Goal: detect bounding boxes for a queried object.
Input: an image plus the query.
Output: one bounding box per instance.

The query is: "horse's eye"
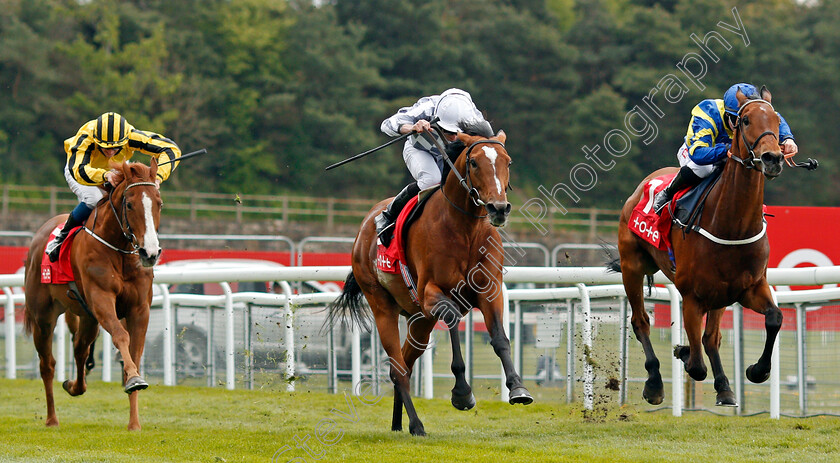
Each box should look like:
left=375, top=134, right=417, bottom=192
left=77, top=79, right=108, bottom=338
left=126, top=202, right=133, bottom=210
left=742, top=116, right=750, bottom=126
left=508, top=160, right=513, bottom=167
left=469, top=159, right=478, bottom=168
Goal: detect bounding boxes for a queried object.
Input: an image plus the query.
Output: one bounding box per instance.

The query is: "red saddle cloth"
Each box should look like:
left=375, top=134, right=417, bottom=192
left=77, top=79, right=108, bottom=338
left=628, top=173, right=689, bottom=252
left=376, top=196, right=420, bottom=275
left=40, top=224, right=82, bottom=284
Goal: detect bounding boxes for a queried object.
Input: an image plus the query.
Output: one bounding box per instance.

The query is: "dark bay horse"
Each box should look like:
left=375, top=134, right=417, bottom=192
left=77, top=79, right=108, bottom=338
left=610, top=88, right=786, bottom=407
left=328, top=125, right=532, bottom=436
left=24, top=160, right=163, bottom=430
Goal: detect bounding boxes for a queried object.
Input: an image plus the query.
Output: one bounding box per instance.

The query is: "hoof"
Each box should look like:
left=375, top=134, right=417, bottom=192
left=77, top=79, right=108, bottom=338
left=62, top=380, right=72, bottom=394
left=85, top=360, right=95, bottom=375
left=451, top=392, right=476, bottom=411
left=409, top=422, right=426, bottom=437
left=124, top=375, right=149, bottom=394
left=643, top=376, right=664, bottom=405
left=673, top=345, right=690, bottom=363
left=746, top=364, right=770, bottom=384
left=716, top=390, right=738, bottom=407
left=45, top=417, right=59, bottom=427
left=509, top=387, right=533, bottom=405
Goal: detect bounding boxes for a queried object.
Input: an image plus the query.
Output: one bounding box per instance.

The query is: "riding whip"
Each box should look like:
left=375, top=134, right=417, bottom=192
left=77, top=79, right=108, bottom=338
left=158, top=148, right=208, bottom=166
left=324, top=117, right=440, bottom=171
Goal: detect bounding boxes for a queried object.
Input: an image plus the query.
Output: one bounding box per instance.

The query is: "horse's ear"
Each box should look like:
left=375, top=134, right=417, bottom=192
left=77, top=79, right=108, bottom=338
left=759, top=85, right=772, bottom=103
left=735, top=88, right=748, bottom=107
left=150, top=157, right=158, bottom=180
left=495, top=130, right=506, bottom=144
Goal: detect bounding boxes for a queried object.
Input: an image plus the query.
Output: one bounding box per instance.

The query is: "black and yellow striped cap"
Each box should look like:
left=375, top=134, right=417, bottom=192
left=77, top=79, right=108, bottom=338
left=93, top=112, right=130, bottom=148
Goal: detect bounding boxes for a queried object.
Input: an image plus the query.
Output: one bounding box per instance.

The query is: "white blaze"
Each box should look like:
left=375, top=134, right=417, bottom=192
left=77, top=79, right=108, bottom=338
left=482, top=146, right=502, bottom=194
left=142, top=192, right=160, bottom=256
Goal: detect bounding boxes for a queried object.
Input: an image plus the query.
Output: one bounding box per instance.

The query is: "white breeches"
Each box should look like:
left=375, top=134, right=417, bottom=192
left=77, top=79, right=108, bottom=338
left=676, top=143, right=717, bottom=178
left=403, top=141, right=442, bottom=190
left=64, top=166, right=104, bottom=208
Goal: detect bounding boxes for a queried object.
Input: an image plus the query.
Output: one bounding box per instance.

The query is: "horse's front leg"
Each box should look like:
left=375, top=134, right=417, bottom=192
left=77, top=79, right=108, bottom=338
left=475, top=291, right=532, bottom=405
left=86, top=286, right=147, bottom=395
left=425, top=291, right=474, bottom=410
left=63, top=313, right=99, bottom=397
left=702, top=308, right=736, bottom=406
left=740, top=280, right=783, bottom=383
left=124, top=304, right=151, bottom=431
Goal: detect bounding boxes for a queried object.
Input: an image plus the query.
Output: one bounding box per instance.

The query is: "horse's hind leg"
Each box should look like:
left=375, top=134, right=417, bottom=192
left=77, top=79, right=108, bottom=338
left=673, top=297, right=708, bottom=381
left=63, top=315, right=99, bottom=397
left=401, top=314, right=437, bottom=435
left=622, top=265, right=664, bottom=405
left=740, top=282, right=783, bottom=383
left=702, top=308, right=736, bottom=406
left=31, top=314, right=59, bottom=427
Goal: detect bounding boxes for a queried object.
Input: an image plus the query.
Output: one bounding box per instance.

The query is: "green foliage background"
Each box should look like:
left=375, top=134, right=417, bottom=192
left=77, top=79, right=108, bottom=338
left=1, top=0, right=838, bottom=207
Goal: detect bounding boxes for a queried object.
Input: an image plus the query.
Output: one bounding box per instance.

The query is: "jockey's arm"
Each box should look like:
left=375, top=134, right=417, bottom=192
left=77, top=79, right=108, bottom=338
left=381, top=96, right=436, bottom=137
left=64, top=133, right=108, bottom=186
left=777, top=113, right=798, bottom=158
left=127, top=129, right=182, bottom=184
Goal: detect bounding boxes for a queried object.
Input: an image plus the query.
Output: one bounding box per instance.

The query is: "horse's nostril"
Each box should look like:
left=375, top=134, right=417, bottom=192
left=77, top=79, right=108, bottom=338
left=761, top=152, right=781, bottom=164
left=504, top=203, right=512, bottom=214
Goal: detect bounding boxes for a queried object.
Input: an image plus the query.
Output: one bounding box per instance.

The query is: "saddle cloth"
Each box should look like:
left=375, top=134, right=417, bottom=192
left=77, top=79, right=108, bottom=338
left=628, top=169, right=723, bottom=252
left=628, top=173, right=680, bottom=251
left=40, top=224, right=82, bottom=284
left=376, top=196, right=421, bottom=275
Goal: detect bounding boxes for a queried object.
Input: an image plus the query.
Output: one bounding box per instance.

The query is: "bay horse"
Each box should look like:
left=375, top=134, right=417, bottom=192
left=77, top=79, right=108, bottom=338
left=24, top=160, right=162, bottom=430
left=610, top=87, right=785, bottom=407
left=327, top=123, right=532, bottom=436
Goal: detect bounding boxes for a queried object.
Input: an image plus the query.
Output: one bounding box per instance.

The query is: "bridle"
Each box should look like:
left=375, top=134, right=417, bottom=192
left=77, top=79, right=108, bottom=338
left=425, top=130, right=508, bottom=218
left=728, top=98, right=777, bottom=170
left=84, top=181, right=157, bottom=254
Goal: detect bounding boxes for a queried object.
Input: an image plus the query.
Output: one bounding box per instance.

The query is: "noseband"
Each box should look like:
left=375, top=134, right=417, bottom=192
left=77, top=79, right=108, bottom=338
left=728, top=99, right=778, bottom=170
left=85, top=181, right=157, bottom=254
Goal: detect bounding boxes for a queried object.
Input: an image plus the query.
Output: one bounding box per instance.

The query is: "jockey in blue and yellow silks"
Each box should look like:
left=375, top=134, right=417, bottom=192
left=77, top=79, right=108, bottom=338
left=652, top=83, right=799, bottom=214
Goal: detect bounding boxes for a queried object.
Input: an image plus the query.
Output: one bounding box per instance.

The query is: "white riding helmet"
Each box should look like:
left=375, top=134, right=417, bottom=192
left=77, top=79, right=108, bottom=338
left=435, top=89, right=483, bottom=133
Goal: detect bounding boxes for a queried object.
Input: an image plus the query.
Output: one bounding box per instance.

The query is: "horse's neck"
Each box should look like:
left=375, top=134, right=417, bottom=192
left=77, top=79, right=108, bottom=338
left=90, top=195, right=129, bottom=247
left=441, top=161, right=486, bottom=232
left=708, top=156, right=765, bottom=235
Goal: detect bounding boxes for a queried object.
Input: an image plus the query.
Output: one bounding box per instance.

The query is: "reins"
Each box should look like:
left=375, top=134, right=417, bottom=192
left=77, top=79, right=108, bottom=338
left=727, top=98, right=777, bottom=170
left=84, top=181, right=157, bottom=255
left=426, top=130, right=506, bottom=219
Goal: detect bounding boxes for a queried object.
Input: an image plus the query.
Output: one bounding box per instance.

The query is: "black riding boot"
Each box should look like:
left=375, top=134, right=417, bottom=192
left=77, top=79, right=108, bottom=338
left=375, top=182, right=420, bottom=247
left=45, top=213, right=83, bottom=262
left=652, top=165, right=702, bottom=214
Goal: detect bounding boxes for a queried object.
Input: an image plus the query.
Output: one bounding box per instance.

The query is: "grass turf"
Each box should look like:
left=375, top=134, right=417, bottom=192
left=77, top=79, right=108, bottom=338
left=1, top=378, right=839, bottom=462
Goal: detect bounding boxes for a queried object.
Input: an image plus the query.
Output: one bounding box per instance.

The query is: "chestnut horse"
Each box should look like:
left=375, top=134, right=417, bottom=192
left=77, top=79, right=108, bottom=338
left=610, top=88, right=786, bottom=407
left=327, top=124, right=532, bottom=436
left=24, top=160, right=163, bottom=430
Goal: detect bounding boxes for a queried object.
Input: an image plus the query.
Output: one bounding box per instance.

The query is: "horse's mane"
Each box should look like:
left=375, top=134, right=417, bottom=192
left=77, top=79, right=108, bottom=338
left=457, top=119, right=494, bottom=138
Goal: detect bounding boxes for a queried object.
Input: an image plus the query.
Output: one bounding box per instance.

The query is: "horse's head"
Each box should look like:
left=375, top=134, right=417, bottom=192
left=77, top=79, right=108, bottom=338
left=734, top=86, right=783, bottom=178
left=455, top=129, right=512, bottom=227
left=110, top=159, right=163, bottom=267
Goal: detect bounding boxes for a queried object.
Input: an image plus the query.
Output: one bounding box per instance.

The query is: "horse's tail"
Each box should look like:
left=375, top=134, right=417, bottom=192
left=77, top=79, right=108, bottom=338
left=323, top=272, right=371, bottom=334
left=602, top=243, right=654, bottom=294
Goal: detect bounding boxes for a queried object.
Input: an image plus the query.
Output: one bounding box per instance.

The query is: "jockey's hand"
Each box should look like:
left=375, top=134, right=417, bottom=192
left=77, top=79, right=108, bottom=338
left=155, top=178, right=161, bottom=190
left=407, top=120, right=431, bottom=134
left=781, top=139, right=799, bottom=166
left=104, top=170, right=118, bottom=187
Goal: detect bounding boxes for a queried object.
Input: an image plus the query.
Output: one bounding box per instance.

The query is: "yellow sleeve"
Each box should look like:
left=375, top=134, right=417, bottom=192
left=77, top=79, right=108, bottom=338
left=126, top=129, right=182, bottom=182
left=64, top=124, right=108, bottom=186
